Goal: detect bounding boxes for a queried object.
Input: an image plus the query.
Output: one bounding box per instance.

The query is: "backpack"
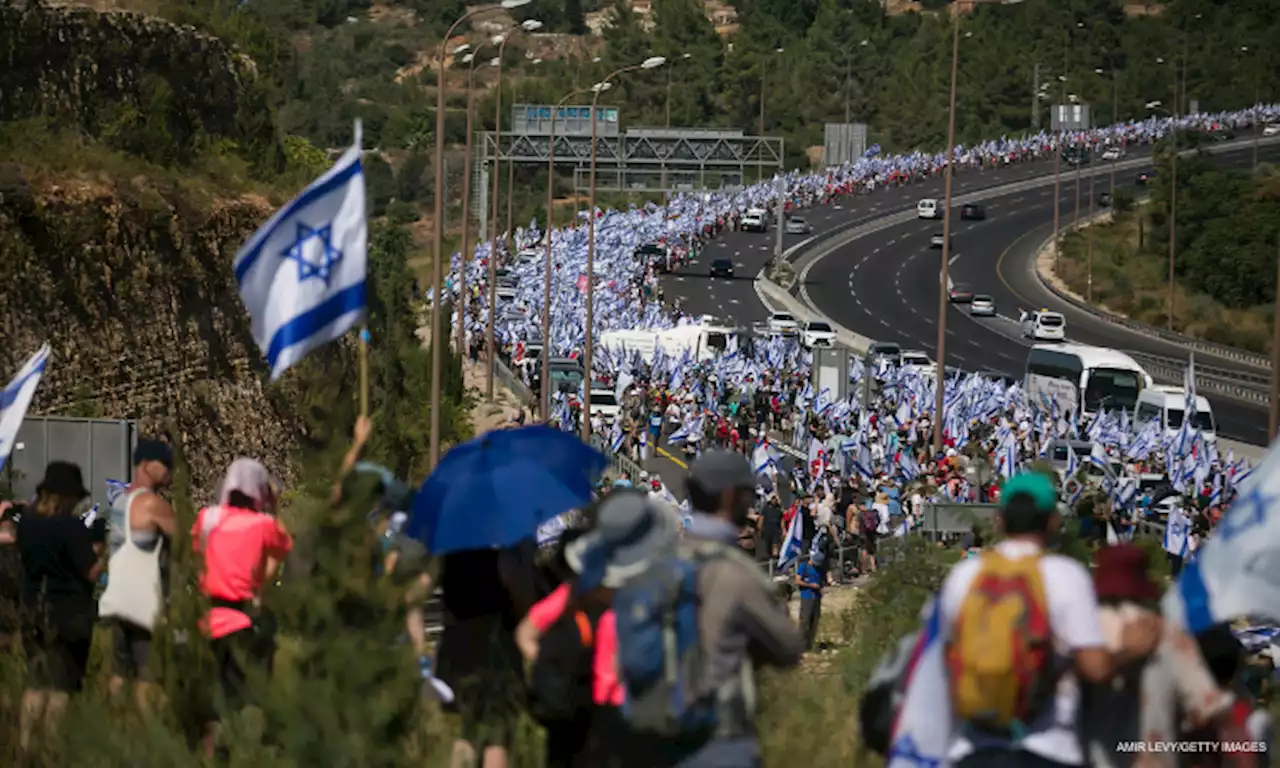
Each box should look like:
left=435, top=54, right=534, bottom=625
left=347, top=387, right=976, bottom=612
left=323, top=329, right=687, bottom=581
left=528, top=606, right=602, bottom=727
left=946, top=550, right=1054, bottom=733
left=861, top=509, right=878, bottom=535
left=859, top=630, right=921, bottom=755
left=612, top=540, right=726, bottom=737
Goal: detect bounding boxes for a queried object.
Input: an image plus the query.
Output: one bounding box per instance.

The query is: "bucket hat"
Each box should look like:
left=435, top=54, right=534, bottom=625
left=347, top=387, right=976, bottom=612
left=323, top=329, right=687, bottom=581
left=565, top=491, right=677, bottom=588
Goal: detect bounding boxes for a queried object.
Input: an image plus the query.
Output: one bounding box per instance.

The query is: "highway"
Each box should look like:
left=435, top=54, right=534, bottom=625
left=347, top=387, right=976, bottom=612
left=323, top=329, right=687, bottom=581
left=799, top=142, right=1280, bottom=445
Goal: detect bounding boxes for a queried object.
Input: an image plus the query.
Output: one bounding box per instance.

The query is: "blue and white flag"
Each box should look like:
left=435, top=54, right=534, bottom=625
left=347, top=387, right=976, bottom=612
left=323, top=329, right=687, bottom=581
left=778, top=507, right=803, bottom=569
left=1165, top=436, right=1280, bottom=632
left=0, top=344, right=51, bottom=473
left=234, top=123, right=367, bottom=380
left=887, top=596, right=952, bottom=768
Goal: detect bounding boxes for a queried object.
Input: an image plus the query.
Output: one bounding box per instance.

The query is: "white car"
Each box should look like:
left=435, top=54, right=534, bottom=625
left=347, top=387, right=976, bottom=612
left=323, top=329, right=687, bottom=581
left=917, top=198, right=940, bottom=219
left=785, top=216, right=813, bottom=235
left=802, top=320, right=836, bottom=348
left=495, top=284, right=518, bottom=302
left=588, top=387, right=621, bottom=424
left=516, top=247, right=541, bottom=265
left=969, top=295, right=996, bottom=317
left=1264, top=124, right=1280, bottom=137
left=1020, top=309, right=1066, bottom=341
left=930, top=232, right=952, bottom=249
left=1100, top=146, right=1126, bottom=161
left=900, top=350, right=936, bottom=376
left=767, top=311, right=799, bottom=337
left=740, top=208, right=769, bottom=232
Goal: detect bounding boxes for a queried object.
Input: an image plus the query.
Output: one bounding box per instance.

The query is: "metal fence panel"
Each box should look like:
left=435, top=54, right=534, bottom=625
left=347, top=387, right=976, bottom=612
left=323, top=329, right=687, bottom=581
left=8, top=417, right=135, bottom=508
left=921, top=502, right=1000, bottom=535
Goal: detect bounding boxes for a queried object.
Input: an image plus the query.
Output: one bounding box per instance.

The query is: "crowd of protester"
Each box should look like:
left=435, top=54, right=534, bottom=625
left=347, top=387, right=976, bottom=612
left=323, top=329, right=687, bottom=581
left=3, top=106, right=1280, bottom=765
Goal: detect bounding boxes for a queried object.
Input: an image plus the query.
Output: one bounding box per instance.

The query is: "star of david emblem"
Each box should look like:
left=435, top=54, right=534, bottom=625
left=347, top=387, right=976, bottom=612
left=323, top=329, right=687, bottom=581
left=281, top=222, right=344, bottom=286
left=888, top=736, right=941, bottom=768
left=1218, top=482, right=1273, bottom=543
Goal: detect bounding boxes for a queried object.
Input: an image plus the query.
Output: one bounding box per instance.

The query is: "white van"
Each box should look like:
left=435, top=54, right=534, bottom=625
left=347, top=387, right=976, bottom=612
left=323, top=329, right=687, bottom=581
left=1020, top=309, right=1066, bottom=341
left=1135, top=386, right=1216, bottom=443
left=588, top=385, right=621, bottom=424
left=917, top=198, right=940, bottom=219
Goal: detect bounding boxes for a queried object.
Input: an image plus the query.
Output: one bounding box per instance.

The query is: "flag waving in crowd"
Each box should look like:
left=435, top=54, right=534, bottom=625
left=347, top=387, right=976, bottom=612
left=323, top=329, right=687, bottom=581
left=0, top=343, right=50, bottom=473
left=234, top=122, right=368, bottom=379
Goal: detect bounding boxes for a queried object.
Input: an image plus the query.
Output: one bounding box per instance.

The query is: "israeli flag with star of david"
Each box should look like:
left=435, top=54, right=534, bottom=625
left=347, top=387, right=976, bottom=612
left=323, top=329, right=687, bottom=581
left=1164, top=434, right=1280, bottom=633
left=0, top=344, right=51, bottom=474
left=234, top=122, right=367, bottom=380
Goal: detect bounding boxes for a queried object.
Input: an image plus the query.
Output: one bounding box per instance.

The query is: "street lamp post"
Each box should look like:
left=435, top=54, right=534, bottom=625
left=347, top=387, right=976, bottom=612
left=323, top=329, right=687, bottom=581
left=1052, top=73, right=1066, bottom=269
left=662, top=52, right=690, bottom=199
left=1243, top=46, right=1261, bottom=171
left=583, top=57, right=666, bottom=442
left=432, top=0, right=531, bottom=467
left=542, top=86, right=597, bottom=421
left=931, top=0, right=1023, bottom=454
left=457, top=20, right=541, bottom=361
left=483, top=17, right=535, bottom=402
left=758, top=47, right=784, bottom=183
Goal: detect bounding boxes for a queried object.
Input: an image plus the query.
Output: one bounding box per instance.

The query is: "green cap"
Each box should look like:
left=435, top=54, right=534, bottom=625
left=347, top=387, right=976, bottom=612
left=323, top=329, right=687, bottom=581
left=1001, top=472, right=1057, bottom=513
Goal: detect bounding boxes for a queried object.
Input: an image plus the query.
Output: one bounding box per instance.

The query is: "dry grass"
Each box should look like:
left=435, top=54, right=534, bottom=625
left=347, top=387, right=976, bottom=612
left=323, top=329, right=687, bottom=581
left=1051, top=210, right=1274, bottom=353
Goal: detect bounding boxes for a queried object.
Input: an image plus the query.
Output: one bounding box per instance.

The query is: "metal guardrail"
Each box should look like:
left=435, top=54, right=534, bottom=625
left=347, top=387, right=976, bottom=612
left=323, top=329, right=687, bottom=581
left=494, top=356, right=536, bottom=406
left=1034, top=138, right=1280, bottom=374
left=1126, top=351, right=1270, bottom=406
left=589, top=434, right=646, bottom=481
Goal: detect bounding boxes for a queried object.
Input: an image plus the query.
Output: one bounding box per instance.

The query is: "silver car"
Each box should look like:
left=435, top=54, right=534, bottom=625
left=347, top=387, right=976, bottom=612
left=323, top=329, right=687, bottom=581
left=969, top=294, right=996, bottom=316
left=785, top=217, right=812, bottom=235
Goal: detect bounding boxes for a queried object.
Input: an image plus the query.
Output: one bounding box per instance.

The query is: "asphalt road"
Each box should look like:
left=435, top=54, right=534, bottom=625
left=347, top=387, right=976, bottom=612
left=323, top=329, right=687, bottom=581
left=801, top=143, right=1280, bottom=445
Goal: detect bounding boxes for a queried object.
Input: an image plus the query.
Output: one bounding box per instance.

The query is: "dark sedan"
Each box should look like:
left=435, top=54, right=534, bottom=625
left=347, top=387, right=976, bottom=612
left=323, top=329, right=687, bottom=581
left=960, top=203, right=986, bottom=221
left=709, top=257, right=735, bottom=278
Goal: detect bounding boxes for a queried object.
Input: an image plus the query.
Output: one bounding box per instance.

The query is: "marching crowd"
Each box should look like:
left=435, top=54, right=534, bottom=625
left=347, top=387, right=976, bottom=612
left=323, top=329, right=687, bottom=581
left=3, top=104, right=1280, bottom=767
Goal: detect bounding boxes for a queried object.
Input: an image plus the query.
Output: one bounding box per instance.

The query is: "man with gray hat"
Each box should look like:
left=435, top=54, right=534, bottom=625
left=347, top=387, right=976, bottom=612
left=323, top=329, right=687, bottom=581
left=669, top=449, right=805, bottom=766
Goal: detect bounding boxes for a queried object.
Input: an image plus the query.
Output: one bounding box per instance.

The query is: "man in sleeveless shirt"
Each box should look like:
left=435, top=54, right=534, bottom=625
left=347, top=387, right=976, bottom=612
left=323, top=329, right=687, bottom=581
left=106, top=437, right=176, bottom=711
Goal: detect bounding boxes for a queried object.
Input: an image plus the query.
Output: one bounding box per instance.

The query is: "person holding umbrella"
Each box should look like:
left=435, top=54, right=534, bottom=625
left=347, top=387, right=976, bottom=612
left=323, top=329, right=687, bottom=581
left=407, top=425, right=609, bottom=768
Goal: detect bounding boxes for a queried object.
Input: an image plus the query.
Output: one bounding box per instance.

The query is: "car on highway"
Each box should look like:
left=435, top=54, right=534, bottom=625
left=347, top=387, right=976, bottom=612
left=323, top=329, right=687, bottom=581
left=960, top=203, right=986, bottom=221
left=588, top=383, right=621, bottom=424
left=740, top=208, right=769, bottom=232
left=916, top=198, right=941, bottom=220
left=785, top=216, right=813, bottom=235
left=767, top=311, right=799, bottom=337
left=969, top=294, right=996, bottom=317
left=930, top=232, right=954, bottom=249
left=1063, top=148, right=1091, bottom=166
left=900, top=350, right=936, bottom=375
left=1135, top=171, right=1155, bottom=186
left=802, top=320, right=836, bottom=348
left=1020, top=309, right=1066, bottom=341
left=1100, top=146, right=1126, bottom=161
left=516, top=247, right=541, bottom=265
left=709, top=257, right=735, bottom=278
left=1265, top=123, right=1280, bottom=137
left=948, top=282, right=976, bottom=303
left=867, top=341, right=901, bottom=366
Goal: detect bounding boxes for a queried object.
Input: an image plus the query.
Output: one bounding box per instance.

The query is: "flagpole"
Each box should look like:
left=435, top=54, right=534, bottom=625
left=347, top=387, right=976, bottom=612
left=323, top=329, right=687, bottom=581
left=358, top=327, right=370, bottom=417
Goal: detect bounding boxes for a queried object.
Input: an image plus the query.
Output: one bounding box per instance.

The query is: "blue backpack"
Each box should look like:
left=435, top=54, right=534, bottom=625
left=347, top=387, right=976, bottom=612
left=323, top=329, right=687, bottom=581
left=612, top=541, right=724, bottom=737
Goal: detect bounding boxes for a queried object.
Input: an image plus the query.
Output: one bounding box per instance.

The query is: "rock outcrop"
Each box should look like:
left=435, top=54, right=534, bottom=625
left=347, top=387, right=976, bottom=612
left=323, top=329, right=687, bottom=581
left=1, top=0, right=279, bottom=171
left=0, top=167, right=302, bottom=499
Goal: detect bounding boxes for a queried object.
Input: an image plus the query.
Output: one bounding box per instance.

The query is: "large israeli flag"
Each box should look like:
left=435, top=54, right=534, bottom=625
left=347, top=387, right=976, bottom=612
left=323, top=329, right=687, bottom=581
left=1164, top=435, right=1280, bottom=633
left=0, top=344, right=51, bottom=474
left=234, top=123, right=367, bottom=380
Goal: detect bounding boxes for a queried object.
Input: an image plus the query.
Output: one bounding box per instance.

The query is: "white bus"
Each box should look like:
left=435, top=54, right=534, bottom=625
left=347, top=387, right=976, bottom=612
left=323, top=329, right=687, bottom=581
left=1024, top=343, right=1153, bottom=417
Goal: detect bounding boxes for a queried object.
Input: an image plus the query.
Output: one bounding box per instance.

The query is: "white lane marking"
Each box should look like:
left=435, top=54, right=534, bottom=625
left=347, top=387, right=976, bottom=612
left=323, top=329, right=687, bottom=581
left=948, top=252, right=962, bottom=265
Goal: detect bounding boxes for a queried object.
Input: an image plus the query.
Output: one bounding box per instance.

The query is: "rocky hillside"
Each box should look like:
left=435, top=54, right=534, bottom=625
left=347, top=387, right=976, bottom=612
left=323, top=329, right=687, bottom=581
left=0, top=0, right=302, bottom=497
left=0, top=168, right=304, bottom=498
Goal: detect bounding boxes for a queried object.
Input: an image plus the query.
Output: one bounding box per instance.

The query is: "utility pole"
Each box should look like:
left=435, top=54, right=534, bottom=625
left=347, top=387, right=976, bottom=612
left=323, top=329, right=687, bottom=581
left=1032, top=62, right=1041, bottom=130
left=1271, top=231, right=1280, bottom=439
left=844, top=55, right=853, bottom=124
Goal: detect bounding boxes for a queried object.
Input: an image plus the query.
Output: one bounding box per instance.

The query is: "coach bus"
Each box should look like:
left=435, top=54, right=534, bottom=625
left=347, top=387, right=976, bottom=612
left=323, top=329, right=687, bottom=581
left=1024, top=343, right=1152, bottom=417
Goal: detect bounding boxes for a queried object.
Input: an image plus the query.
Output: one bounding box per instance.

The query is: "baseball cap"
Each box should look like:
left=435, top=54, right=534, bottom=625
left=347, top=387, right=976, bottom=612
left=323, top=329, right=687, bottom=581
left=1000, top=472, right=1057, bottom=513
left=687, top=450, right=754, bottom=497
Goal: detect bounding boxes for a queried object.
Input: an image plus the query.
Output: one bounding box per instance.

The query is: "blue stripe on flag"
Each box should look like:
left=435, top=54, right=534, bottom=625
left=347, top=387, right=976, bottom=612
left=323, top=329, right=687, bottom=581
left=234, top=160, right=364, bottom=284
left=265, top=281, right=367, bottom=370
left=0, top=358, right=48, bottom=411
left=1177, top=558, right=1215, bottom=633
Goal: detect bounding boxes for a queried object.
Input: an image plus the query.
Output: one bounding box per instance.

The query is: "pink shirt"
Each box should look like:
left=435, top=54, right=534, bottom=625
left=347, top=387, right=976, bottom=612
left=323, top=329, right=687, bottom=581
left=528, top=584, right=624, bottom=707
left=192, top=505, right=292, bottom=639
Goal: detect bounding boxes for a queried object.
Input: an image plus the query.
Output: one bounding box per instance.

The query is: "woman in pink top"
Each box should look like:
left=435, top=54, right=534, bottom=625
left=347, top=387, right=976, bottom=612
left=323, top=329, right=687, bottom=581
left=192, top=458, right=292, bottom=757
left=516, top=491, right=676, bottom=768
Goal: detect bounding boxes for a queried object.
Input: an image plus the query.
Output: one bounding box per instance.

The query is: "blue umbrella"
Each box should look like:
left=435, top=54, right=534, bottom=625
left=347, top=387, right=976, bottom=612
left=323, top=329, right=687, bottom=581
left=406, top=425, right=607, bottom=554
